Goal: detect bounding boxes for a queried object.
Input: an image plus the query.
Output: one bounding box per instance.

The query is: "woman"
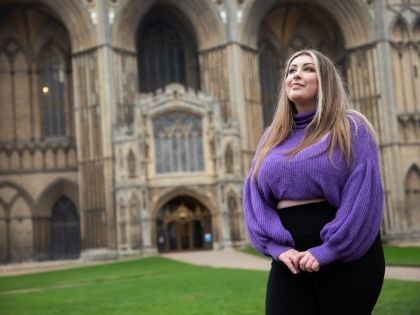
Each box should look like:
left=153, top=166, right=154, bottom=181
left=243, top=49, right=385, bottom=315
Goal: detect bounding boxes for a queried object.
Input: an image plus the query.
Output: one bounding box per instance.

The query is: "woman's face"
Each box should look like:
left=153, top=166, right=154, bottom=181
left=285, top=54, right=318, bottom=113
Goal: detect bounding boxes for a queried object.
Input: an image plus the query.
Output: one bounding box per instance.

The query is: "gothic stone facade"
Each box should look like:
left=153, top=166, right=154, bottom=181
left=0, top=0, right=419, bottom=263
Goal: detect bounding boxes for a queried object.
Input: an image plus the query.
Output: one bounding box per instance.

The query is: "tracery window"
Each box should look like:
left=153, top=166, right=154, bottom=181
left=38, top=46, right=66, bottom=137
left=258, top=4, right=344, bottom=127
left=259, top=41, right=279, bottom=127
left=153, top=112, right=204, bottom=174
left=137, top=8, right=200, bottom=92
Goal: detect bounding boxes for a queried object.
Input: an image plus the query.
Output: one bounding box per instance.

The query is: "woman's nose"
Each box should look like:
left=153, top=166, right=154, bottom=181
left=293, top=70, right=301, bottom=79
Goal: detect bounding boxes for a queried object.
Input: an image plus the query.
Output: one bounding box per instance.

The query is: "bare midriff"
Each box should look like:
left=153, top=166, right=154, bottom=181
left=277, top=198, right=326, bottom=209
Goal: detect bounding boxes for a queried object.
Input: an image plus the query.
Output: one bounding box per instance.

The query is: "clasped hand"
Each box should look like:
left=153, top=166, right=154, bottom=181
left=278, top=249, right=320, bottom=274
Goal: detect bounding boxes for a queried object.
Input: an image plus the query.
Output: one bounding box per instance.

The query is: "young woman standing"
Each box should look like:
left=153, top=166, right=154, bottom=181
left=243, top=49, right=385, bottom=315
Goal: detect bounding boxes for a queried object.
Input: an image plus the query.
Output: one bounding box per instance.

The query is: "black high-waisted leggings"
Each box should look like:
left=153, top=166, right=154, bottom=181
left=266, top=201, right=385, bottom=315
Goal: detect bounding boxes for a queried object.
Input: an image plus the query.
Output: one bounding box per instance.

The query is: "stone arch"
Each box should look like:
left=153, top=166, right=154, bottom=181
left=0, top=181, right=35, bottom=211
left=258, top=4, right=344, bottom=58
left=405, top=164, right=420, bottom=229
left=31, top=19, right=71, bottom=58
left=151, top=186, right=216, bottom=220
left=0, top=182, right=34, bottom=262
left=153, top=192, right=213, bottom=252
left=390, top=17, right=410, bottom=42
left=0, top=0, right=94, bottom=52
left=240, top=0, right=374, bottom=49
left=35, top=178, right=79, bottom=217
left=150, top=187, right=216, bottom=250
left=113, top=0, right=225, bottom=51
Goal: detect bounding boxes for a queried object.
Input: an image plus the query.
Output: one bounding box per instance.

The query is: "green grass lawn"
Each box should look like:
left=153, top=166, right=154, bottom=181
left=376, top=280, right=420, bottom=315
left=383, top=246, right=420, bottom=267
left=0, top=257, right=419, bottom=315
left=0, top=257, right=266, bottom=315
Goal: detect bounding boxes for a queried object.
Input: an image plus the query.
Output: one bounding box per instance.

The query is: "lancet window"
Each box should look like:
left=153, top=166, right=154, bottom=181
left=259, top=41, right=279, bottom=127
left=38, top=46, right=67, bottom=137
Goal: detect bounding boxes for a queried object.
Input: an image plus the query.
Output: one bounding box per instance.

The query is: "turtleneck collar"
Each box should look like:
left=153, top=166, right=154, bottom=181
left=293, top=110, right=316, bottom=129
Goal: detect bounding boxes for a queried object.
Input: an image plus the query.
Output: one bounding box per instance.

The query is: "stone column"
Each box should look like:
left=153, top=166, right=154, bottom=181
left=372, top=0, right=406, bottom=236
left=74, top=0, right=117, bottom=259
left=96, top=0, right=117, bottom=251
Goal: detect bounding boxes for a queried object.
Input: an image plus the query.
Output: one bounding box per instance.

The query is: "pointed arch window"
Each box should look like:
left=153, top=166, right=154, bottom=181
left=127, top=149, right=136, bottom=178
left=227, top=193, right=241, bottom=242
left=405, top=165, right=420, bottom=228
left=137, top=8, right=200, bottom=92
left=391, top=18, right=410, bottom=43
left=153, top=111, right=204, bottom=174
left=259, top=41, right=279, bottom=127
left=38, top=46, right=67, bottom=137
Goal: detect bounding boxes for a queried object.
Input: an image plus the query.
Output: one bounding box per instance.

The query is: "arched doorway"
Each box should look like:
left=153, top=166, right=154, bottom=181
left=156, top=195, right=212, bottom=252
left=51, top=196, right=80, bottom=259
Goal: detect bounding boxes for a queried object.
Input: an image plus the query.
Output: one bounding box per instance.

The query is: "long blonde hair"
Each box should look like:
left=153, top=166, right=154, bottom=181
left=252, top=49, right=376, bottom=179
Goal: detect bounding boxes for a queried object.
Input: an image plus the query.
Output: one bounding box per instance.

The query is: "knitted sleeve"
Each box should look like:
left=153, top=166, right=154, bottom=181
left=243, top=129, right=295, bottom=260
left=308, top=117, right=384, bottom=266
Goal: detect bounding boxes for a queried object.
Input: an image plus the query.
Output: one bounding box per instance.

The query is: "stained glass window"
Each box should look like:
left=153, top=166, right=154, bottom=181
left=153, top=112, right=204, bottom=173
left=137, top=10, right=199, bottom=92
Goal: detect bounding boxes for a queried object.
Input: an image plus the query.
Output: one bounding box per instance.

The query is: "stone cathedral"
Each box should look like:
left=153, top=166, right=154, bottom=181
left=0, top=0, right=419, bottom=263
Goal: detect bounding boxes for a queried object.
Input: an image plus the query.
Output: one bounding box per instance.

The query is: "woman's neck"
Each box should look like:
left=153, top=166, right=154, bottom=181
left=293, top=110, right=316, bottom=129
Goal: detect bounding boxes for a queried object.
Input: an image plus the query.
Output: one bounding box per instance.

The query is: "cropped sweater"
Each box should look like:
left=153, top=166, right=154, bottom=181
left=243, top=111, right=384, bottom=266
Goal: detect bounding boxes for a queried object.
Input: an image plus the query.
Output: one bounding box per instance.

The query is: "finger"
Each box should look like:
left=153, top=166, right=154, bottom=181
left=285, top=259, right=298, bottom=274
left=305, top=258, right=314, bottom=270
left=312, top=261, right=320, bottom=272
left=296, top=252, right=306, bottom=258
left=290, top=255, right=302, bottom=270
left=305, top=259, right=314, bottom=272
left=306, top=258, right=319, bottom=272
left=291, top=256, right=303, bottom=273
left=299, top=256, right=309, bottom=271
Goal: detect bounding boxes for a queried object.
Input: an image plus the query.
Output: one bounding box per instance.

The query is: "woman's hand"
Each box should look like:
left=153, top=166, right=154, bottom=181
left=278, top=249, right=304, bottom=274
left=298, top=251, right=320, bottom=272
left=278, top=250, right=320, bottom=274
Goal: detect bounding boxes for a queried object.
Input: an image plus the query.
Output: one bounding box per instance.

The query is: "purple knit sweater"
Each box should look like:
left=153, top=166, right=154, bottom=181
left=243, top=111, right=383, bottom=266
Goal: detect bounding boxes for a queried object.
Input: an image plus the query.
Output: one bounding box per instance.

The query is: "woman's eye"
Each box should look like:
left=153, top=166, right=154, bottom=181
left=304, top=67, right=315, bottom=72
left=288, top=69, right=296, bottom=74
